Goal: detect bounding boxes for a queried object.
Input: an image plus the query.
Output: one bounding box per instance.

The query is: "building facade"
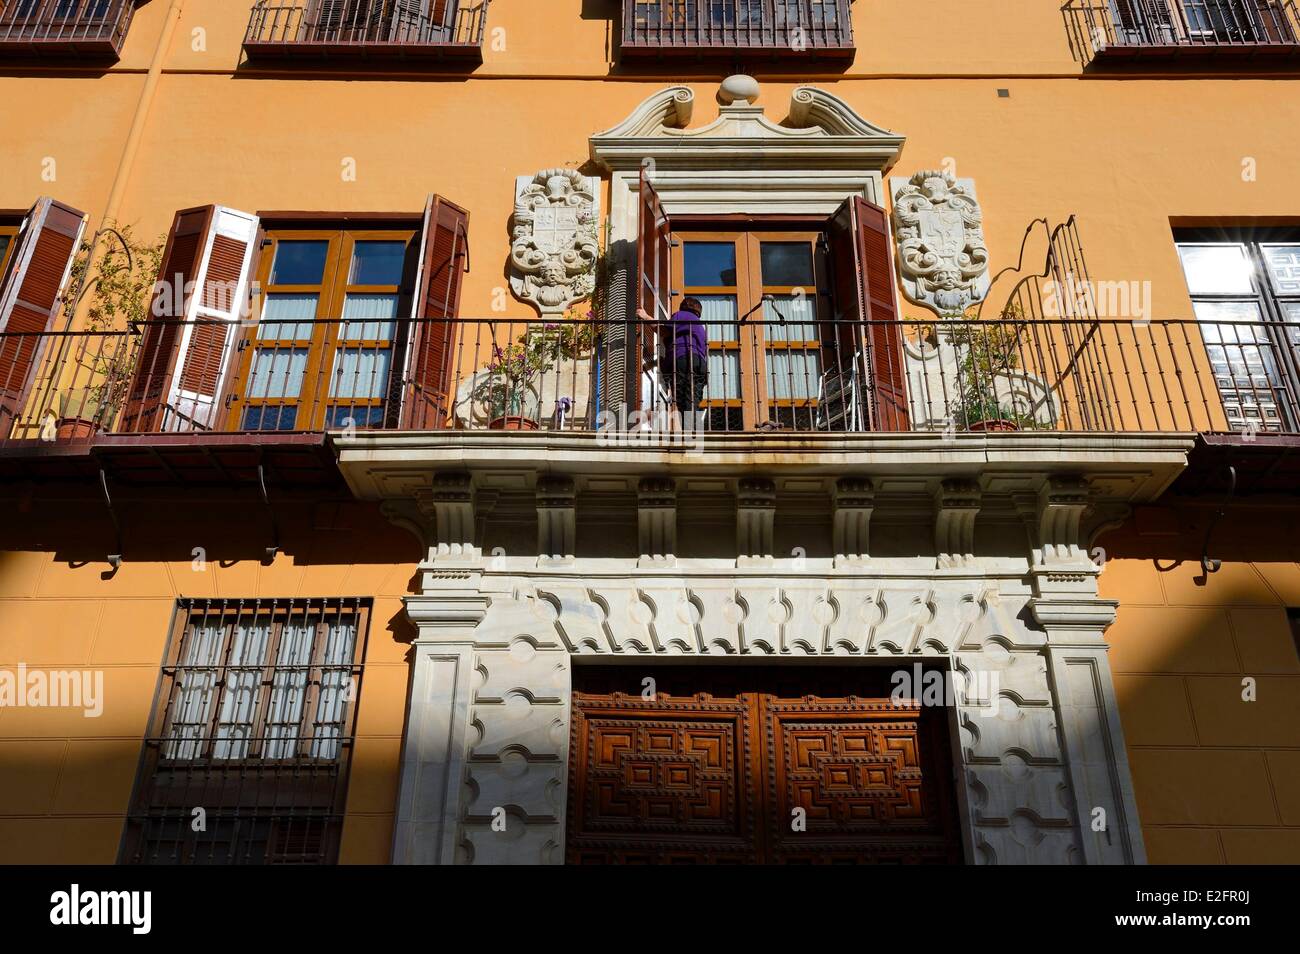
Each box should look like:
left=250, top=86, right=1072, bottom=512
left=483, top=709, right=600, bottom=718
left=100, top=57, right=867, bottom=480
left=1, top=0, right=1298, bottom=865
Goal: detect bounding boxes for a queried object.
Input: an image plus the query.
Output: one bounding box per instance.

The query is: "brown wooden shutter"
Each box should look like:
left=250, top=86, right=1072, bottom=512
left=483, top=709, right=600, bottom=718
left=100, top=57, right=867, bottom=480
left=402, top=194, right=468, bottom=429
left=0, top=196, right=86, bottom=433
left=828, top=195, right=909, bottom=432
left=123, top=205, right=259, bottom=432
left=636, top=167, right=674, bottom=410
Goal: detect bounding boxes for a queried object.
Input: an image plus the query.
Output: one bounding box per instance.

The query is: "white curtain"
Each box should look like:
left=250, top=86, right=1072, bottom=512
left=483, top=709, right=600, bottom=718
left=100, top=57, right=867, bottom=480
left=311, top=615, right=358, bottom=760
left=211, top=618, right=271, bottom=760
left=262, top=621, right=316, bottom=759
left=164, top=622, right=225, bottom=760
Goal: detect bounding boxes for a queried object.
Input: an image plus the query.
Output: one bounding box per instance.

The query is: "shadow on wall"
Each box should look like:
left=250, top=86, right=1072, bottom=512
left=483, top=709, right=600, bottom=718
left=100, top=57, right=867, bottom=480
left=1095, top=501, right=1300, bottom=865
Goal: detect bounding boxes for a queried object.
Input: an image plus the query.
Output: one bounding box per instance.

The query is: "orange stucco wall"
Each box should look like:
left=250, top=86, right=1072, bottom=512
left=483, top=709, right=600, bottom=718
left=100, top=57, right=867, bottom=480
left=0, top=493, right=420, bottom=863
left=1, top=0, right=1299, bottom=864
left=1101, top=507, right=1300, bottom=864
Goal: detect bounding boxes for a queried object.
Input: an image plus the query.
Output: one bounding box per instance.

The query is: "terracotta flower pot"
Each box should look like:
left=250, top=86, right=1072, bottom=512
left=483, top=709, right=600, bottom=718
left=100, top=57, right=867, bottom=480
left=488, top=415, right=541, bottom=431
left=966, top=419, right=1020, bottom=433
left=55, top=417, right=101, bottom=441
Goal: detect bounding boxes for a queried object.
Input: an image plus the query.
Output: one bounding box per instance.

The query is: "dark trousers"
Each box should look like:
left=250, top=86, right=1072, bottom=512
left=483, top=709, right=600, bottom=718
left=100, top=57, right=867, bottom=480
left=670, top=352, right=708, bottom=418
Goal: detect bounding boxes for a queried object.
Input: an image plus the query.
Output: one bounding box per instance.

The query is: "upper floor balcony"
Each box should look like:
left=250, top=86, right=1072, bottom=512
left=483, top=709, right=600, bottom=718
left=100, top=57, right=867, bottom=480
left=0, top=0, right=137, bottom=59
left=620, top=0, right=855, bottom=61
left=1065, top=0, right=1300, bottom=67
left=243, top=0, right=491, bottom=62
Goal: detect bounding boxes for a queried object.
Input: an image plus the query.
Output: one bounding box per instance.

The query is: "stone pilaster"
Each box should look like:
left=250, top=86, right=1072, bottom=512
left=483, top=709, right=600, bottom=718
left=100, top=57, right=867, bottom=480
left=393, top=572, right=490, bottom=865
left=1024, top=475, right=1146, bottom=864
left=736, top=477, right=776, bottom=567
left=832, top=476, right=874, bottom=567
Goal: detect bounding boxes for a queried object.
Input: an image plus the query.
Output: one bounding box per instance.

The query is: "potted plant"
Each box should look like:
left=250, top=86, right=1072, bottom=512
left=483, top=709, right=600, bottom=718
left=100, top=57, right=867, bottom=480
left=474, top=307, right=597, bottom=430
left=946, top=310, right=1034, bottom=432
left=52, top=225, right=165, bottom=439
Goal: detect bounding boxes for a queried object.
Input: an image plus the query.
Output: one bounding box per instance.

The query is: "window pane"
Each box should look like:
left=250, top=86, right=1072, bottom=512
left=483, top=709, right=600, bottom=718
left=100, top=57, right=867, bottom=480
left=246, top=348, right=307, bottom=399
left=1177, top=244, right=1255, bottom=295
left=766, top=350, right=823, bottom=400
left=263, top=622, right=315, bottom=759
left=311, top=616, right=357, bottom=760
left=269, top=241, right=329, bottom=286
left=1262, top=245, right=1300, bottom=296
left=330, top=347, right=393, bottom=399
left=212, top=619, right=271, bottom=760
left=706, top=351, right=741, bottom=400
left=326, top=405, right=386, bottom=428
left=164, top=622, right=225, bottom=760
left=1192, top=299, right=1285, bottom=432
left=259, top=293, right=318, bottom=341
left=696, top=294, right=738, bottom=342
left=349, top=241, right=406, bottom=286
left=0, top=236, right=9, bottom=265
left=241, top=405, right=298, bottom=431
left=763, top=293, right=818, bottom=342
left=340, top=293, right=399, bottom=341
left=760, top=242, right=815, bottom=287
left=683, top=242, right=737, bottom=287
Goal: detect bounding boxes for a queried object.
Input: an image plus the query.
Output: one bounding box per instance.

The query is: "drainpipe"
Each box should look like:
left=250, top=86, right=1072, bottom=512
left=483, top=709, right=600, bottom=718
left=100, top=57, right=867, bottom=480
left=72, top=0, right=186, bottom=329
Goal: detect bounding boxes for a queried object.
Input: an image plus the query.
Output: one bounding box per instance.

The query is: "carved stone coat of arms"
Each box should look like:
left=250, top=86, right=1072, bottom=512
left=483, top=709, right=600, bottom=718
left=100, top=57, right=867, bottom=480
left=509, top=168, right=600, bottom=315
left=890, top=170, right=990, bottom=318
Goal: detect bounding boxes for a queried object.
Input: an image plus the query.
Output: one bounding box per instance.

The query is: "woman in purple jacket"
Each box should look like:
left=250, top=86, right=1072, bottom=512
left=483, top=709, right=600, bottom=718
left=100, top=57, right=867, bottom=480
left=662, top=296, right=709, bottom=422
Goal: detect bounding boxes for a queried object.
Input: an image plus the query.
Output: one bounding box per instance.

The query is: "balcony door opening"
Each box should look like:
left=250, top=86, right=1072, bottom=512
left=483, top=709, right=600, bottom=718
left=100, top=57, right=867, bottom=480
left=674, top=230, right=835, bottom=431
left=231, top=227, right=420, bottom=432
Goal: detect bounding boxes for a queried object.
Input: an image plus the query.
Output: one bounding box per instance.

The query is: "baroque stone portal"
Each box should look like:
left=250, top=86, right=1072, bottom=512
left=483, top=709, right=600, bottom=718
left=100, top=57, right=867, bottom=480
left=509, top=168, right=600, bottom=315
left=891, top=170, right=990, bottom=318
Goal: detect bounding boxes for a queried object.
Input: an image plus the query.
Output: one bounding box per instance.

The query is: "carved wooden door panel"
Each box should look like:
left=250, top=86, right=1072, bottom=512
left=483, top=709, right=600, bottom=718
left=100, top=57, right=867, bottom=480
left=566, top=667, right=963, bottom=864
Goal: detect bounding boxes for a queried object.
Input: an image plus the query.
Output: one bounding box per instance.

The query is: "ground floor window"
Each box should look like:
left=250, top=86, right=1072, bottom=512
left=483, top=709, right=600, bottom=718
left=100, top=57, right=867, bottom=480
left=120, top=597, right=370, bottom=865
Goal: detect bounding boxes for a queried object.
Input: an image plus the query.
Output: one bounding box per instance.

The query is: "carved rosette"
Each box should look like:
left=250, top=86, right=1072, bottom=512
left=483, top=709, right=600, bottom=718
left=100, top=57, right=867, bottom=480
left=891, top=170, right=990, bottom=318
left=509, top=168, right=600, bottom=315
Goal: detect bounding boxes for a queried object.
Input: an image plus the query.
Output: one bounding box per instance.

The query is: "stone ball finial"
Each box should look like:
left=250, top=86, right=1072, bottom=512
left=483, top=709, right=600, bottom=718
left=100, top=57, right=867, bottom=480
left=718, top=74, right=760, bottom=106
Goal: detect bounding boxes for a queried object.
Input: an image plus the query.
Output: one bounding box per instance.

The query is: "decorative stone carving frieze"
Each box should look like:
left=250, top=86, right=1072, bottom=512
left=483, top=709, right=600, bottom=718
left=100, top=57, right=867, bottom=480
left=934, top=478, right=982, bottom=568
left=637, top=477, right=676, bottom=567
left=891, top=170, right=990, bottom=318
left=736, top=477, right=776, bottom=567
left=509, top=168, right=600, bottom=315
left=832, top=476, right=875, bottom=566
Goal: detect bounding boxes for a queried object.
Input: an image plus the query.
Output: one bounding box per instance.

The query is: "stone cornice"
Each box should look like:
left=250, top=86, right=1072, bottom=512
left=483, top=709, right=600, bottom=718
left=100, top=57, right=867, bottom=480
left=334, top=431, right=1194, bottom=505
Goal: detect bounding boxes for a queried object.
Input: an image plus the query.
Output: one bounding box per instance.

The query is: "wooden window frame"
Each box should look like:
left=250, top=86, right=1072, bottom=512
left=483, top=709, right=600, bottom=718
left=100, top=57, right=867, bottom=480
left=1175, top=227, right=1300, bottom=432
left=673, top=228, right=831, bottom=430
left=0, top=221, right=18, bottom=279
left=228, top=226, right=419, bottom=432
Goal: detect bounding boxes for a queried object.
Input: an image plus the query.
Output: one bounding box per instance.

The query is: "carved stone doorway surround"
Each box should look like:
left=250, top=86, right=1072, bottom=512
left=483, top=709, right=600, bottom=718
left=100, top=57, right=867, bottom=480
left=348, top=81, right=1191, bottom=865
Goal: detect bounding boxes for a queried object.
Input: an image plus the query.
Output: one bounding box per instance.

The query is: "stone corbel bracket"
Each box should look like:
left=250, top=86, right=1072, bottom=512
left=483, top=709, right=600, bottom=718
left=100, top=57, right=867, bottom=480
left=637, top=477, right=677, bottom=567
left=832, top=476, right=875, bottom=567
left=736, top=477, right=776, bottom=567
left=380, top=471, right=480, bottom=568
left=934, top=478, right=982, bottom=569
left=536, top=475, right=576, bottom=566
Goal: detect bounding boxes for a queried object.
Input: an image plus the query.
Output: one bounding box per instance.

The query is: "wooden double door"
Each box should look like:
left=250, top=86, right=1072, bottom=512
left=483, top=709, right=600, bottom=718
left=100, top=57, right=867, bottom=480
left=566, top=666, right=963, bottom=864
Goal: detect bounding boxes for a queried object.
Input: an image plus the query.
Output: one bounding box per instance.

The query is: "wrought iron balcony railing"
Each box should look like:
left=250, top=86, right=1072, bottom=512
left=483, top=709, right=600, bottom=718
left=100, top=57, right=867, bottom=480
left=1064, top=0, right=1300, bottom=66
left=0, top=0, right=136, bottom=57
left=2, top=316, right=1295, bottom=449
left=621, top=0, right=855, bottom=59
left=244, top=0, right=490, bottom=61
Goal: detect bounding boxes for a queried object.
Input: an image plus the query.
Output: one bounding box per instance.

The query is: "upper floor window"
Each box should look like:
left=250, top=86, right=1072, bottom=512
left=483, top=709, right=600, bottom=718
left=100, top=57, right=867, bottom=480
left=244, top=0, right=492, bottom=63
left=1067, top=0, right=1300, bottom=68
left=0, top=0, right=136, bottom=58
left=1176, top=230, right=1300, bottom=432
left=621, top=0, right=855, bottom=60
left=234, top=227, right=420, bottom=432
